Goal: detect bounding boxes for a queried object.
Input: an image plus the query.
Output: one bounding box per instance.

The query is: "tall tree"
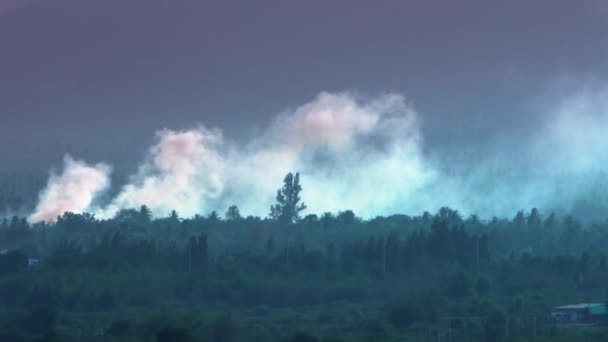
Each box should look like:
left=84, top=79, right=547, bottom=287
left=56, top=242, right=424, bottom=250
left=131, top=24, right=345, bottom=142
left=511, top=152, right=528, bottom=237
left=138, top=205, right=152, bottom=224
left=169, top=210, right=180, bottom=222
left=270, top=172, right=306, bottom=223
left=225, top=205, right=241, bottom=222
left=513, top=210, right=526, bottom=226
left=527, top=208, right=542, bottom=226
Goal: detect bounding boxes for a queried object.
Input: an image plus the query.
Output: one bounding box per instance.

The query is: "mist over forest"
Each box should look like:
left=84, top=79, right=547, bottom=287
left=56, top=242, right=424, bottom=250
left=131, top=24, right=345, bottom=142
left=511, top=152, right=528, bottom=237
left=3, top=168, right=608, bottom=341
left=4, top=88, right=608, bottom=225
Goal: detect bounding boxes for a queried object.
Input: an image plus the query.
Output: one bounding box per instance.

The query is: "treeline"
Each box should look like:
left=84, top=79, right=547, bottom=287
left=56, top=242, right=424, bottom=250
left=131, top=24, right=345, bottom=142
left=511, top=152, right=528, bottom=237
left=2, top=205, right=608, bottom=340
left=2, top=174, right=608, bottom=340
left=3, top=204, right=608, bottom=261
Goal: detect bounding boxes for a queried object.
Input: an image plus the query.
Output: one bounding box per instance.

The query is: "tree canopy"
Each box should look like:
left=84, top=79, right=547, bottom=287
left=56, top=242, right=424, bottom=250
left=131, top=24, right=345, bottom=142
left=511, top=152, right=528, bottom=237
left=270, top=172, right=307, bottom=223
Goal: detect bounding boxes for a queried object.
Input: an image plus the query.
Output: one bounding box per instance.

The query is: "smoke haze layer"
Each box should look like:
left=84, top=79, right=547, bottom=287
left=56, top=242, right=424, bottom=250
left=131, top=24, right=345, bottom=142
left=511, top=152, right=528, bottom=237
left=28, top=89, right=608, bottom=222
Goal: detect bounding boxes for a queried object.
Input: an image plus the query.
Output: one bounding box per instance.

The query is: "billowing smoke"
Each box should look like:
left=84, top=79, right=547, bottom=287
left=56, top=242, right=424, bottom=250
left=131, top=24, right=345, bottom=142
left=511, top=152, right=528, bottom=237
left=29, top=156, right=111, bottom=222
left=233, top=92, right=437, bottom=216
left=99, top=128, right=226, bottom=219
left=28, top=88, right=608, bottom=222
left=97, top=92, right=435, bottom=219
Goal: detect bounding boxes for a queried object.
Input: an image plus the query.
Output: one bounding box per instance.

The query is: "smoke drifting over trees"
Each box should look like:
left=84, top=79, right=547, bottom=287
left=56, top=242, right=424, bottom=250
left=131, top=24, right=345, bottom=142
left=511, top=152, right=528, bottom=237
left=25, top=87, right=608, bottom=223
left=29, top=156, right=111, bottom=223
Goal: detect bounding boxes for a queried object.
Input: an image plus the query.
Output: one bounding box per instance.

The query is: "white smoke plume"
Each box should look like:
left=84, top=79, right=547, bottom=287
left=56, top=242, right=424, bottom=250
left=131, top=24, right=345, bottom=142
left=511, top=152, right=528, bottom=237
left=29, top=156, right=111, bottom=222
left=97, top=92, right=435, bottom=219
left=28, top=88, right=608, bottom=222
left=99, top=128, right=226, bottom=219
left=230, top=92, right=437, bottom=216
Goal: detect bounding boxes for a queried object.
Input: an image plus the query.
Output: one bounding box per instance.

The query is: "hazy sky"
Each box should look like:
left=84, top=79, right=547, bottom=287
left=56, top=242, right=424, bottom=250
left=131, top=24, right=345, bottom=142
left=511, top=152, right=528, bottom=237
left=1, top=0, right=608, bottom=172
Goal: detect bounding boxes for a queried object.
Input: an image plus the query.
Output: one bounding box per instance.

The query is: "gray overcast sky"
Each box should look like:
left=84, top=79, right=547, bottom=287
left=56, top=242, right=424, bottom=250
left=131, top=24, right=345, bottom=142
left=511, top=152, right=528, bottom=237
left=1, top=0, right=608, bottom=172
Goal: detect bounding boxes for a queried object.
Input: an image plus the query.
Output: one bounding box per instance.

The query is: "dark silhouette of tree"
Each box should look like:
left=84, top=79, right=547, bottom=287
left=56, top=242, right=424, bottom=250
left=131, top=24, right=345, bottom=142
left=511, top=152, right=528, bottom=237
left=139, top=205, right=152, bottom=223
left=56, top=212, right=95, bottom=231
left=270, top=172, right=306, bottom=223
left=225, top=205, right=241, bottom=221
left=208, top=211, right=220, bottom=222
left=337, top=210, right=359, bottom=225
left=527, top=208, right=542, bottom=226
left=321, top=212, right=333, bottom=229
left=513, top=210, right=526, bottom=226
left=114, top=209, right=140, bottom=224
left=466, top=214, right=480, bottom=225
left=169, top=210, right=180, bottom=222
left=543, top=212, right=557, bottom=228
left=302, top=214, right=318, bottom=225
left=421, top=211, right=432, bottom=223
left=437, top=207, right=462, bottom=224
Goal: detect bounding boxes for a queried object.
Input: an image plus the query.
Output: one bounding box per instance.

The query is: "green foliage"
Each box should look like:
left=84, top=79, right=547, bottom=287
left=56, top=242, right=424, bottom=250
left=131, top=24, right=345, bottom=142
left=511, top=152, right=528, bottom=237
left=1, top=207, right=608, bottom=339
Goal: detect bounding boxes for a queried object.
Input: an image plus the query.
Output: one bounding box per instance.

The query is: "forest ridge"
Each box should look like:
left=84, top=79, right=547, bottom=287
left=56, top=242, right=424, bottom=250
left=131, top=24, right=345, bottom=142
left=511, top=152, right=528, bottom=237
left=1, top=172, right=608, bottom=340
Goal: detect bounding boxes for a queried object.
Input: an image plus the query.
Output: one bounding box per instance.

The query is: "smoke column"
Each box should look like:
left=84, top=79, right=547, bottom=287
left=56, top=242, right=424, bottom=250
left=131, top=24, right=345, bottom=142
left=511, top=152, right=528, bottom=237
left=28, top=88, right=608, bottom=222
left=29, top=156, right=111, bottom=222
left=99, top=128, right=226, bottom=219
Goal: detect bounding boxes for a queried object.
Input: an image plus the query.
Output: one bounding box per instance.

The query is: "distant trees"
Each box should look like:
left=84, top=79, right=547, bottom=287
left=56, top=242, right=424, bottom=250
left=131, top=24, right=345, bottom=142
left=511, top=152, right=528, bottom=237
left=336, top=210, right=359, bottom=225
left=270, top=172, right=306, bottom=223
left=56, top=212, right=96, bottom=231
left=114, top=209, right=140, bottom=224
left=139, top=205, right=152, bottom=223
left=115, top=206, right=152, bottom=226
left=225, top=205, right=241, bottom=222
left=169, top=210, right=180, bottom=222
left=3, top=202, right=608, bottom=340
left=207, top=211, right=220, bottom=225
left=513, top=210, right=526, bottom=226
left=527, top=208, right=542, bottom=226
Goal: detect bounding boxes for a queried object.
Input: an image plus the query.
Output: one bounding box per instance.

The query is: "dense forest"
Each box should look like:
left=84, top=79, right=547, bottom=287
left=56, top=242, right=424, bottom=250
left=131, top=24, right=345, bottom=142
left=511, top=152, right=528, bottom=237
left=2, top=173, right=608, bottom=341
